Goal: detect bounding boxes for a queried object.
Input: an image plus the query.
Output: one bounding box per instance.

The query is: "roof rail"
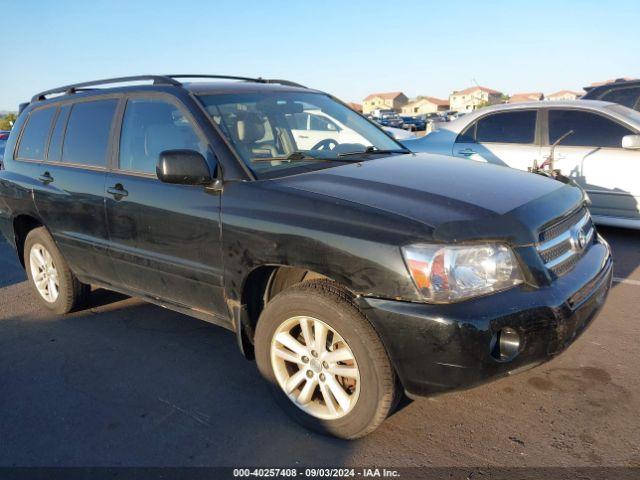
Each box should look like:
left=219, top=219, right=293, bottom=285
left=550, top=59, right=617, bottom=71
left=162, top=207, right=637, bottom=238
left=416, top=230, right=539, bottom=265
left=30, top=74, right=307, bottom=103
left=164, top=74, right=307, bottom=89
left=31, top=75, right=181, bottom=102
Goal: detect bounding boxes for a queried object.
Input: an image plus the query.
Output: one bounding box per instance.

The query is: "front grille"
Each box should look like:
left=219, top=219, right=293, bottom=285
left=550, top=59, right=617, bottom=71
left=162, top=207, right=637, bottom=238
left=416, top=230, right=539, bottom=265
left=536, top=207, right=595, bottom=277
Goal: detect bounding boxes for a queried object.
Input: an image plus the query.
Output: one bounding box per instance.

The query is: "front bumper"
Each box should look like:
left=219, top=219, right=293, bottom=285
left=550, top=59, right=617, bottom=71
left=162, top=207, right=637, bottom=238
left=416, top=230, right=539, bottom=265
left=357, top=240, right=612, bottom=397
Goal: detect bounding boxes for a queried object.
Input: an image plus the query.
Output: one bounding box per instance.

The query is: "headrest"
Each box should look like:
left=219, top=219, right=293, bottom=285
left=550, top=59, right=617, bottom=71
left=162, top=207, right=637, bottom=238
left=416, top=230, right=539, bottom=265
left=234, top=111, right=266, bottom=144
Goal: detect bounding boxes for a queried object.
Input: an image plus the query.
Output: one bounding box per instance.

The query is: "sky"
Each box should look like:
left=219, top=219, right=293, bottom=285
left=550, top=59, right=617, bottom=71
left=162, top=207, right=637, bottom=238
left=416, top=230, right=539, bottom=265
left=1, top=0, right=639, bottom=111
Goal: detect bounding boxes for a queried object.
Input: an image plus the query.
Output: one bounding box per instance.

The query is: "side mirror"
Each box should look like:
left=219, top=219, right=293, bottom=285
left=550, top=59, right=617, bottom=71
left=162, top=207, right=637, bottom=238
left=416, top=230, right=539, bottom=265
left=156, top=150, right=213, bottom=185
left=622, top=134, right=640, bottom=150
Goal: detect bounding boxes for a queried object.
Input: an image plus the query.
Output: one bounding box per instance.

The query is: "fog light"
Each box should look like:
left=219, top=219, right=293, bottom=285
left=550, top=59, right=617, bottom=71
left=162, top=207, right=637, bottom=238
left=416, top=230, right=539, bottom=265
left=490, top=327, right=520, bottom=362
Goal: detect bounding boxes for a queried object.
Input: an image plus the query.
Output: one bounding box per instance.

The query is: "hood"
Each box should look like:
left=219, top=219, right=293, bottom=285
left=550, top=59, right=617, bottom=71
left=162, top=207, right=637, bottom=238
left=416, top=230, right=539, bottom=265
left=275, top=153, right=584, bottom=245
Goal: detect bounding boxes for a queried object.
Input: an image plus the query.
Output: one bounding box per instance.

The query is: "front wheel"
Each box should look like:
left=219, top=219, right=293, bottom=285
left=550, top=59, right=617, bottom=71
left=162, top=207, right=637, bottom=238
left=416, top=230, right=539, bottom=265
left=255, top=280, right=397, bottom=439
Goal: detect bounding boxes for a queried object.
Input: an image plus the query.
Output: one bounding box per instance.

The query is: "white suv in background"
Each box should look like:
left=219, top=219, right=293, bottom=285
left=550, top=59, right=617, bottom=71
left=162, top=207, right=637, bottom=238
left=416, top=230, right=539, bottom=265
left=402, top=100, right=640, bottom=229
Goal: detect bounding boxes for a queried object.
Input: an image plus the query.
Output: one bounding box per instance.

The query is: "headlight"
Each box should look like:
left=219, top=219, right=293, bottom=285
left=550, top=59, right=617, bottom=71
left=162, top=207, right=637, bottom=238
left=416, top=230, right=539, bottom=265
left=401, top=243, right=524, bottom=303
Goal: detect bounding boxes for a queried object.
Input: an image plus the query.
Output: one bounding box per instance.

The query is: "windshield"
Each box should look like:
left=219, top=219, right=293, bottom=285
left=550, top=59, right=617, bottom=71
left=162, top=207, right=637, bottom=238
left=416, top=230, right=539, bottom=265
left=197, top=91, right=404, bottom=178
left=0, top=139, right=6, bottom=158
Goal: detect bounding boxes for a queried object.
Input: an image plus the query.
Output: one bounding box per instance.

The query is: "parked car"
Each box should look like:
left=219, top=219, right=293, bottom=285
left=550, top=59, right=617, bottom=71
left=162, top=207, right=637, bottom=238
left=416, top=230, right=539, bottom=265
left=286, top=109, right=369, bottom=150
left=0, top=130, right=9, bottom=168
left=400, top=116, right=426, bottom=132
left=375, top=114, right=403, bottom=129
left=0, top=75, right=612, bottom=439
left=583, top=79, right=640, bottom=111
left=402, top=100, right=640, bottom=229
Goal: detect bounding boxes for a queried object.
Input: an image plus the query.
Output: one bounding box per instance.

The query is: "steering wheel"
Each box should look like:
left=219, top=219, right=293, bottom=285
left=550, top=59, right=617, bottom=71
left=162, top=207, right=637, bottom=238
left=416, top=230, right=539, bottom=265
left=311, top=139, right=338, bottom=151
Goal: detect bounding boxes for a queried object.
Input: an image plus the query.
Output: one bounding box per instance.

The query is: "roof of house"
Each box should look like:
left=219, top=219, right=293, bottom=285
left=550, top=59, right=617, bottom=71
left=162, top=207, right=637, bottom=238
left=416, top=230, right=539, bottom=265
left=347, top=102, right=363, bottom=111
left=409, top=96, right=449, bottom=106
left=451, top=86, right=502, bottom=96
left=509, top=92, right=543, bottom=103
left=548, top=90, right=582, bottom=97
left=363, top=91, right=406, bottom=101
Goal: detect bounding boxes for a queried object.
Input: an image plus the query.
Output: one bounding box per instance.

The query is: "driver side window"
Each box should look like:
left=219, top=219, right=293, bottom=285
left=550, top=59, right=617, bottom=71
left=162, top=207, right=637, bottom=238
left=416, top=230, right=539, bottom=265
left=119, top=98, right=206, bottom=174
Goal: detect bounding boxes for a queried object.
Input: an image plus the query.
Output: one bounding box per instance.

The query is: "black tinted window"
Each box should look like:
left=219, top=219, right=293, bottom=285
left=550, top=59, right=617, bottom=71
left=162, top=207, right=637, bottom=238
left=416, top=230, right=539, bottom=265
left=549, top=110, right=633, bottom=148
left=600, top=87, right=640, bottom=110
left=47, top=105, right=71, bottom=162
left=457, top=123, right=476, bottom=143
left=119, top=98, right=206, bottom=174
left=475, top=111, right=536, bottom=144
left=62, top=99, right=118, bottom=166
left=17, top=107, right=57, bottom=160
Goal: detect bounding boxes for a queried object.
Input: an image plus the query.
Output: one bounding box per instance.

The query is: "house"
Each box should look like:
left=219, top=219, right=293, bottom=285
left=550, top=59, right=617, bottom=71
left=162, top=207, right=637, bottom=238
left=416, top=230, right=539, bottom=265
left=509, top=92, right=544, bottom=103
left=401, top=96, right=449, bottom=115
left=449, top=86, right=503, bottom=112
left=547, top=90, right=582, bottom=101
left=362, top=92, right=408, bottom=114
left=347, top=102, right=363, bottom=113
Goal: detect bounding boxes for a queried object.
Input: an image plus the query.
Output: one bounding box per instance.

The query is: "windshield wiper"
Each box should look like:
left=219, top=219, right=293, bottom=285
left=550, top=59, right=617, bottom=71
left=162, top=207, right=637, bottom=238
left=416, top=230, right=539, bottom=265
left=252, top=151, right=362, bottom=163
left=337, top=147, right=411, bottom=158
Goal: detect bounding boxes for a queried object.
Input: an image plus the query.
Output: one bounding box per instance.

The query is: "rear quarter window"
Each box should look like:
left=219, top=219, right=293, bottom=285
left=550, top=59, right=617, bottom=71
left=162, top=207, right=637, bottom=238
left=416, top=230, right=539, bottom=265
left=16, top=107, right=57, bottom=161
left=61, top=99, right=118, bottom=167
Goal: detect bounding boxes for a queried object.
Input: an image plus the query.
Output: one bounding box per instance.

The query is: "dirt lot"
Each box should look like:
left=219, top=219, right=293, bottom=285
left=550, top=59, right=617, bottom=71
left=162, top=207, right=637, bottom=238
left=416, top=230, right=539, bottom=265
left=0, top=227, right=638, bottom=468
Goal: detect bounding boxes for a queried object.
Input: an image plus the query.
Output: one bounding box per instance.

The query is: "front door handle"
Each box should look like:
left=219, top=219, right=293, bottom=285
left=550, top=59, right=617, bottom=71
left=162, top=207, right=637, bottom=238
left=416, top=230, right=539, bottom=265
left=107, top=184, right=128, bottom=199
left=457, top=148, right=476, bottom=157
left=38, top=172, right=54, bottom=184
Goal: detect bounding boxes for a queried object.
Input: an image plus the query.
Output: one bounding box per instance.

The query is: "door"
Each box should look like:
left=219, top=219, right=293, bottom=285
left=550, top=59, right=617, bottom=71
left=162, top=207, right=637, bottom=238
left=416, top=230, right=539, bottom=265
left=31, top=98, right=120, bottom=284
left=545, top=109, right=640, bottom=220
left=105, top=95, right=225, bottom=315
left=452, top=109, right=541, bottom=171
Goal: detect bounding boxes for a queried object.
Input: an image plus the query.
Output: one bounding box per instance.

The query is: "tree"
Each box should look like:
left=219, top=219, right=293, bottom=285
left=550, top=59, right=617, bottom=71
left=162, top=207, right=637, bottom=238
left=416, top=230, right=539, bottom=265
left=0, top=113, right=17, bottom=130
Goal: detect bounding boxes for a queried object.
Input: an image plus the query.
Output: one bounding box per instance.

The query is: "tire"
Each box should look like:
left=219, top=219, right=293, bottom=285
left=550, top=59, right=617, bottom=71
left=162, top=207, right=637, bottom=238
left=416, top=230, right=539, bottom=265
left=24, top=227, right=89, bottom=314
left=255, top=279, right=397, bottom=439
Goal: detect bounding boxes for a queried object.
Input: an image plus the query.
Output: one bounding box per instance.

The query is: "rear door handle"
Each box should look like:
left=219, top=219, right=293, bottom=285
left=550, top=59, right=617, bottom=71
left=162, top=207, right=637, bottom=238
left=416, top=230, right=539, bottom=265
left=38, top=172, right=54, bottom=184
left=107, top=184, right=128, bottom=199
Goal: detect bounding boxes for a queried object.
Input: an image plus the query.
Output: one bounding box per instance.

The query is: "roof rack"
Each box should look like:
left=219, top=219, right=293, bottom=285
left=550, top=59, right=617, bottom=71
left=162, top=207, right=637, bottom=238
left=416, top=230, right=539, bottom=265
left=31, top=74, right=307, bottom=103
left=31, top=75, right=182, bottom=102
left=164, top=74, right=306, bottom=88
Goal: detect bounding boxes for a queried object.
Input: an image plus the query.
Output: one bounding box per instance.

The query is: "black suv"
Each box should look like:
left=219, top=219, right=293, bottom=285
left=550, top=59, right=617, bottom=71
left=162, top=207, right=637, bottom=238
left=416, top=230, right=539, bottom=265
left=583, top=78, right=640, bottom=111
left=0, top=75, right=612, bottom=438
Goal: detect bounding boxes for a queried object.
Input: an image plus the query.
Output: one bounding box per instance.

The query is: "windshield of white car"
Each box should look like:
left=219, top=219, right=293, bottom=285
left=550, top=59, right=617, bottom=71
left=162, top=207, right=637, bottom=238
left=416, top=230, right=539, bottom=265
left=197, top=92, right=403, bottom=178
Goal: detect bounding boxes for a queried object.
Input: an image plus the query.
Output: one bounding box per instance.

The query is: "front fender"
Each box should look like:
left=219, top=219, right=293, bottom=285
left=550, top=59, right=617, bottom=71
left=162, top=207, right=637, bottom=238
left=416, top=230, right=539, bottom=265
left=220, top=181, right=428, bottom=304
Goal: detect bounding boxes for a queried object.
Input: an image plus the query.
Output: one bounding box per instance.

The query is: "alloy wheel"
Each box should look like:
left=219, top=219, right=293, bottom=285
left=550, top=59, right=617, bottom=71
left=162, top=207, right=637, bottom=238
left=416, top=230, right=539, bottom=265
left=29, top=243, right=59, bottom=303
left=270, top=316, right=360, bottom=420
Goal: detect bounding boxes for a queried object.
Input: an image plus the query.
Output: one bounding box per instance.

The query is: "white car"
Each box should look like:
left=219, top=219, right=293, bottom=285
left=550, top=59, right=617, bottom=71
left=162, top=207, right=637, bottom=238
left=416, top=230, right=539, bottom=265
left=288, top=109, right=369, bottom=150
left=402, top=100, right=640, bottom=229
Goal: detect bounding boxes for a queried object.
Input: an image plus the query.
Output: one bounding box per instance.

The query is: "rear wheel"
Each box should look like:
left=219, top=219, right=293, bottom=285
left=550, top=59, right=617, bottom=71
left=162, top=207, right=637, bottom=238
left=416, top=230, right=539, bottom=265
left=24, top=227, right=89, bottom=314
left=255, top=280, right=396, bottom=439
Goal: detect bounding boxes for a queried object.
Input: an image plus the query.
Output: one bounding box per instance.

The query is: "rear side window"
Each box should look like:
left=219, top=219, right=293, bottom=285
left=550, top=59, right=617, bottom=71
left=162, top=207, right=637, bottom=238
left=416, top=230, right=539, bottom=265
left=475, top=111, right=537, bottom=144
left=62, top=99, right=118, bottom=167
left=47, top=105, right=71, bottom=162
left=16, top=107, right=57, bottom=160
left=599, top=87, right=640, bottom=110
left=119, top=98, right=206, bottom=174
left=548, top=110, right=634, bottom=148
